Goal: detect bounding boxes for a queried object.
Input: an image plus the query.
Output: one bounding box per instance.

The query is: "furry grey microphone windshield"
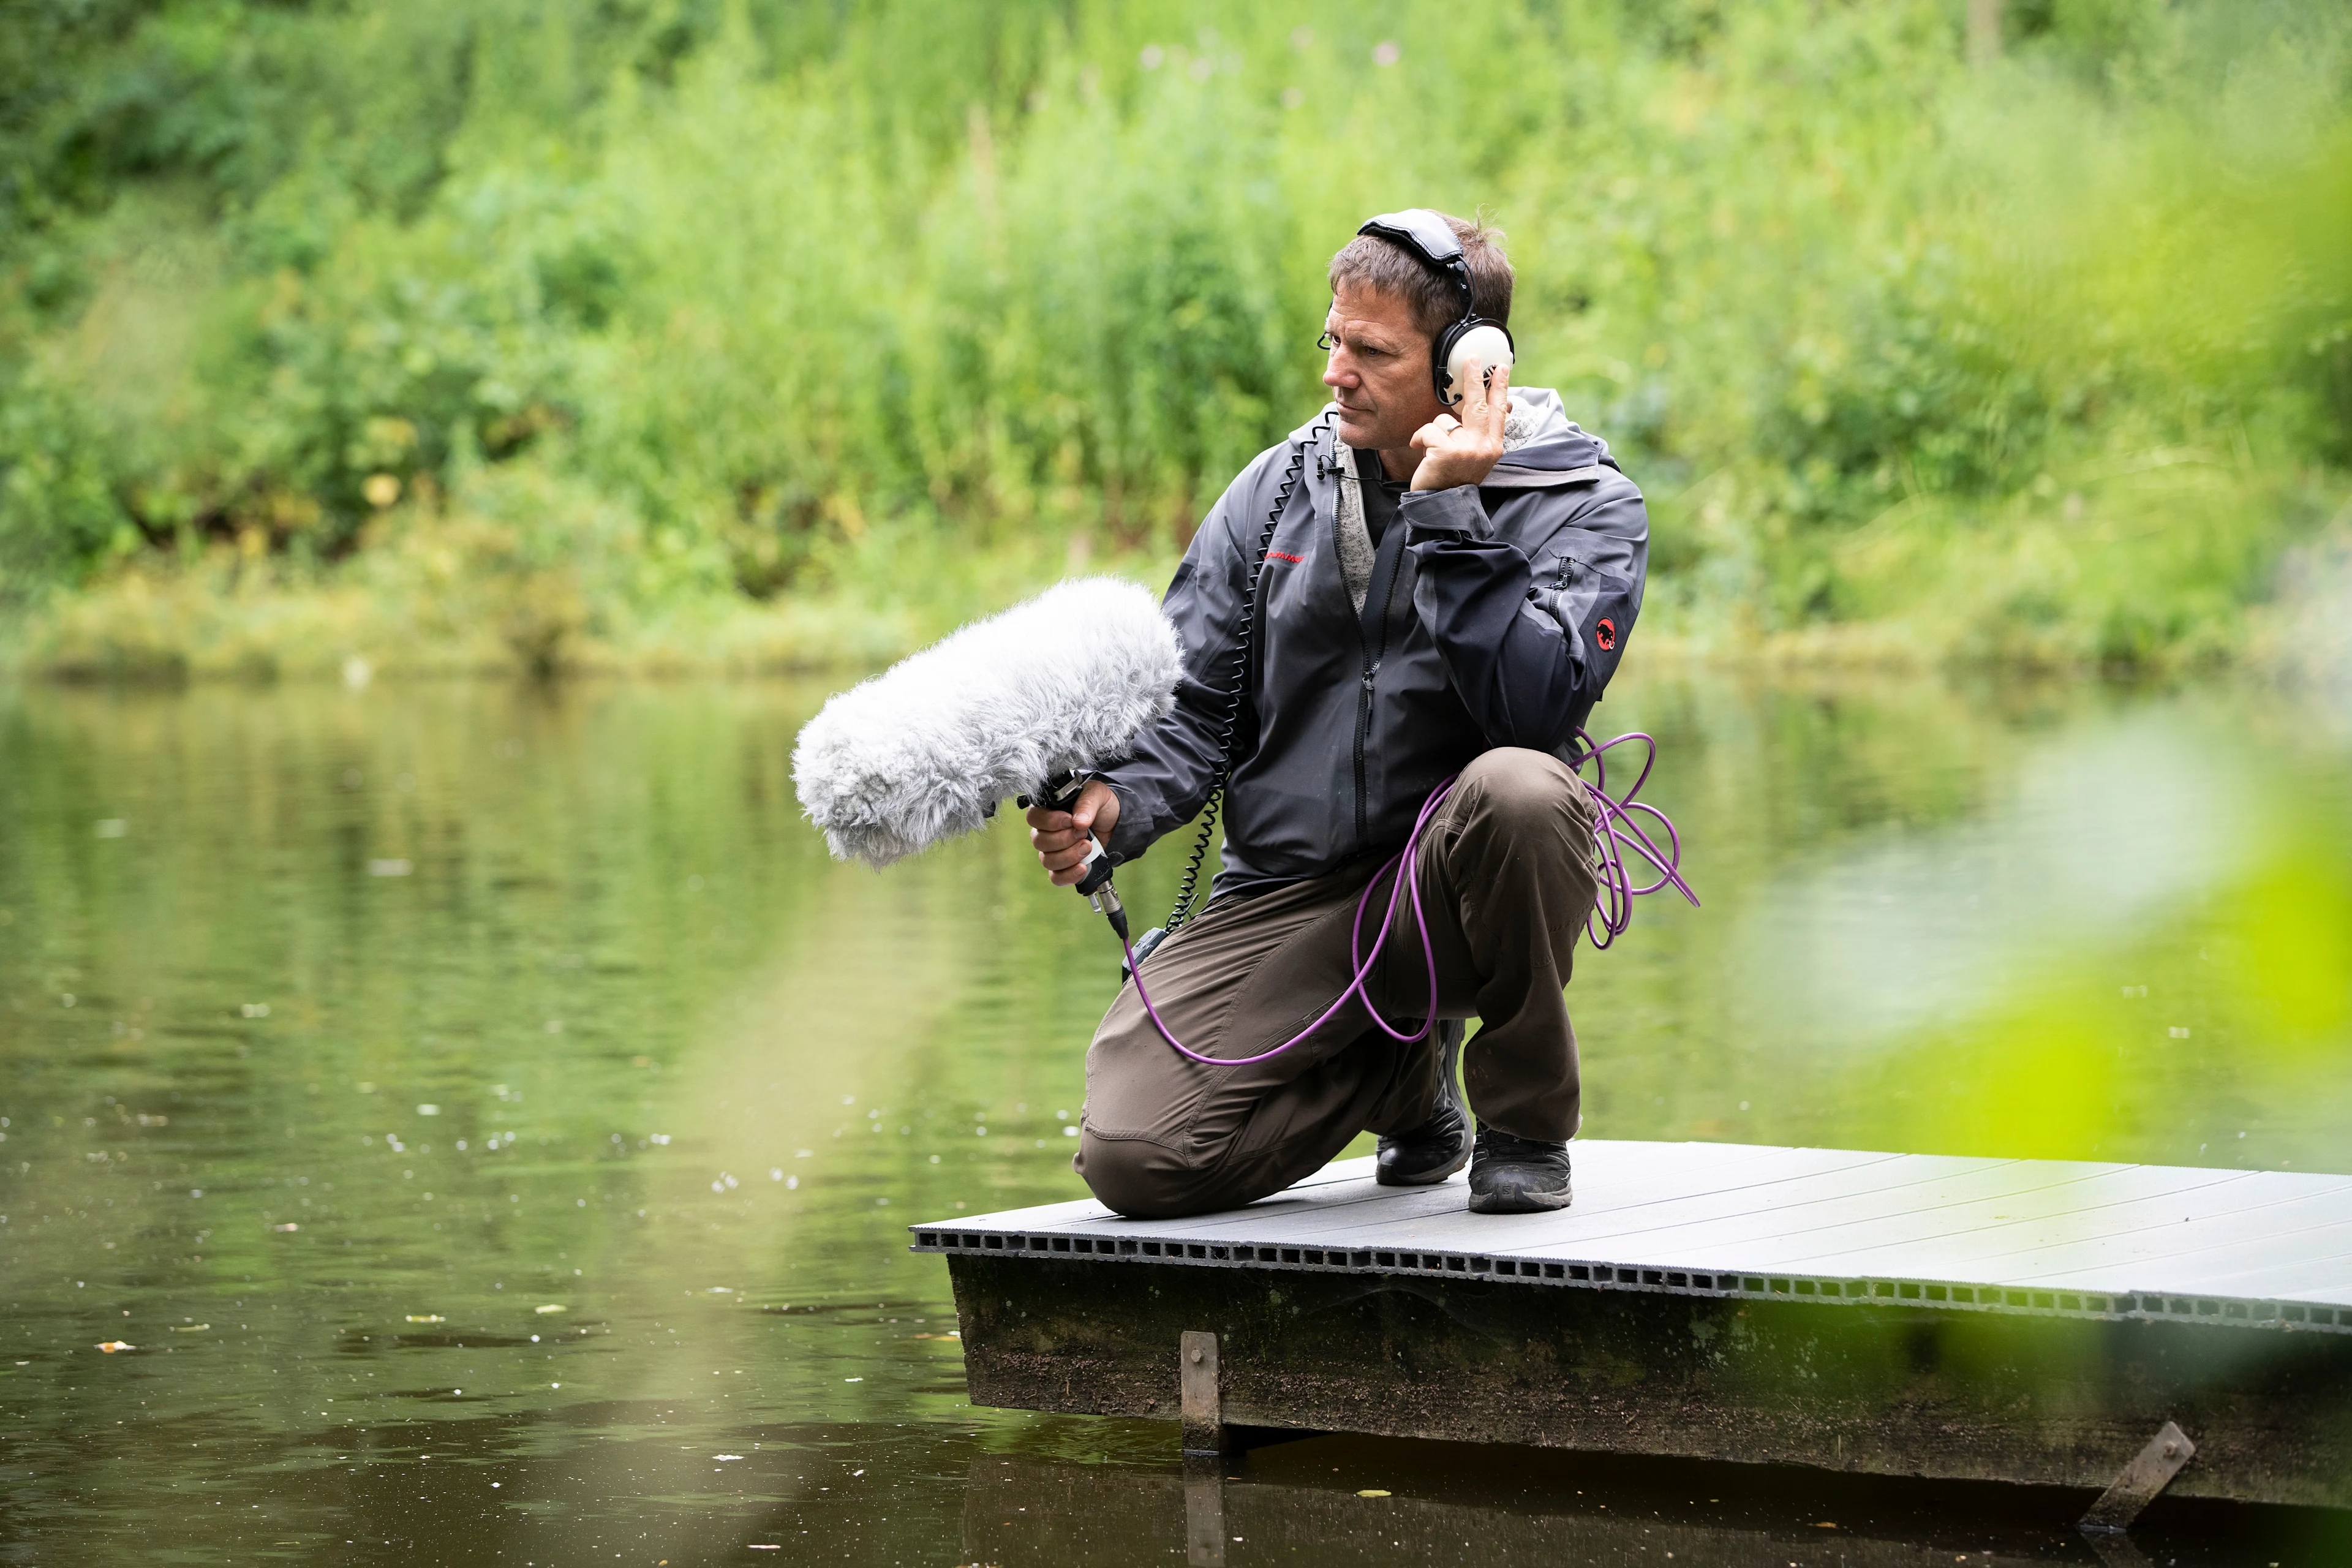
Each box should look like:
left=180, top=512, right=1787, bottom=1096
left=792, top=577, right=1184, bottom=868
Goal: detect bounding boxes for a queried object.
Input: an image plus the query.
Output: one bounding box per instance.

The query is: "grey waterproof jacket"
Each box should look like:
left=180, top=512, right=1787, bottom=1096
left=1099, top=388, right=1648, bottom=900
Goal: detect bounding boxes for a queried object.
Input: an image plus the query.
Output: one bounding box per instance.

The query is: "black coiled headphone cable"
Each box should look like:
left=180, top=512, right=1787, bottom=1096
left=1153, top=414, right=1333, bottom=949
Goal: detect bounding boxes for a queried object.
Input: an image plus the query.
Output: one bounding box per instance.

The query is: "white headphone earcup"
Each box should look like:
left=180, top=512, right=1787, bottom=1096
left=1444, top=323, right=1515, bottom=404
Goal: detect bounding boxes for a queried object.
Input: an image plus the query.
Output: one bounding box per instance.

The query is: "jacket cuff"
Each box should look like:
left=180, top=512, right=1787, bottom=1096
left=1098, top=776, right=1156, bottom=864
left=1401, top=484, right=1491, bottom=539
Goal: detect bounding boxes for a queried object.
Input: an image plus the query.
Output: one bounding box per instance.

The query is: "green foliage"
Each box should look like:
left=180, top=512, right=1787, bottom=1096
left=0, top=0, right=2346, bottom=671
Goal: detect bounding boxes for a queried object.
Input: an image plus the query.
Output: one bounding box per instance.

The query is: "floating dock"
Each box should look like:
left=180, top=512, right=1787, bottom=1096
left=914, top=1140, right=2352, bottom=1515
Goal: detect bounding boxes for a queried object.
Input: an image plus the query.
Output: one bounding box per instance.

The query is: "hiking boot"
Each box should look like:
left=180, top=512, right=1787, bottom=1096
left=1467, top=1123, right=1574, bottom=1214
left=1375, top=1020, right=1469, bottom=1187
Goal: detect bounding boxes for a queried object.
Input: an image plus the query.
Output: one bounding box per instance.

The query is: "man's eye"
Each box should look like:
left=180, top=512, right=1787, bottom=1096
left=1319, top=331, right=1395, bottom=360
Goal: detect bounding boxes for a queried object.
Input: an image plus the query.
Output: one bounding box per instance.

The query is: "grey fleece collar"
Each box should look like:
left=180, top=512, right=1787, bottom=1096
left=1329, top=386, right=1579, bottom=611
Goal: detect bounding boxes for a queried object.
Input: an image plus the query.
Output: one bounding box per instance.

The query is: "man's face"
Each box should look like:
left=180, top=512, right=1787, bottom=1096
left=1321, top=282, right=1444, bottom=452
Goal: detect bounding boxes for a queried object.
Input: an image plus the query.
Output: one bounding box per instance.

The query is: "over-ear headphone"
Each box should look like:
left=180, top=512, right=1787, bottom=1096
left=1354, top=209, right=1516, bottom=407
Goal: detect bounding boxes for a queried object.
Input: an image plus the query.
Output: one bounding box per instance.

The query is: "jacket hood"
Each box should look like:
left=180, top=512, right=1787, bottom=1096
left=1494, top=387, right=1619, bottom=477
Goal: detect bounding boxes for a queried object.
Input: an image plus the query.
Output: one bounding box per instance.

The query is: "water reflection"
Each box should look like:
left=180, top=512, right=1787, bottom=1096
left=964, top=1439, right=2338, bottom=1566
left=1746, top=713, right=2241, bottom=1046
left=0, top=673, right=2347, bottom=1563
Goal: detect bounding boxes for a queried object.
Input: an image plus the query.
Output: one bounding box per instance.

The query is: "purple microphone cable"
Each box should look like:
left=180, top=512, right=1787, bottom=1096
left=1115, top=730, right=1698, bottom=1066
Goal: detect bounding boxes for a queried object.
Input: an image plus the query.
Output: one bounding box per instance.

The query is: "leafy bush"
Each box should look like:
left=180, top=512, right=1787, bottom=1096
left=1, top=0, right=2345, bottom=671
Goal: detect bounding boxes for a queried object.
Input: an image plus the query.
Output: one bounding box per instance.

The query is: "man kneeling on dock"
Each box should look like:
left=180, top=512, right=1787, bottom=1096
left=1027, top=211, right=1647, bottom=1219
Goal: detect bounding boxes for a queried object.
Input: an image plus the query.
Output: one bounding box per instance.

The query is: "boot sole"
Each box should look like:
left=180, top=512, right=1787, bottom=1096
left=1466, top=1183, right=1574, bottom=1215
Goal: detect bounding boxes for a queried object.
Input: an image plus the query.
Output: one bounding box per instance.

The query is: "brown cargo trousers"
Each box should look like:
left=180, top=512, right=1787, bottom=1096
left=1075, top=747, right=1600, bottom=1218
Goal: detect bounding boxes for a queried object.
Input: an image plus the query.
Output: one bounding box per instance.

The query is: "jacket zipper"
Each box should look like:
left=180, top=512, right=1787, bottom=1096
left=1354, top=529, right=1406, bottom=850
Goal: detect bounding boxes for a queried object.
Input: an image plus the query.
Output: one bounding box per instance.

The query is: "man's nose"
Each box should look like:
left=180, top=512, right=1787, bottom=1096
left=1321, top=355, right=1352, bottom=390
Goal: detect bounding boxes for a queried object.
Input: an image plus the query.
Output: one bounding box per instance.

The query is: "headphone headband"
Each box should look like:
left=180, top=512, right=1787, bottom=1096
left=1355, top=209, right=1474, bottom=320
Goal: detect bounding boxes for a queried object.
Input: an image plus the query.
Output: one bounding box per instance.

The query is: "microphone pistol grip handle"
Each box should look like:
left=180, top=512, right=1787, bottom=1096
left=1028, top=771, right=1119, bottom=900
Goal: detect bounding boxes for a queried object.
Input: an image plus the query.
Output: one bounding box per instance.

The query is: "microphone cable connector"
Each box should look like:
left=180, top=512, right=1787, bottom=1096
left=1086, top=878, right=1130, bottom=944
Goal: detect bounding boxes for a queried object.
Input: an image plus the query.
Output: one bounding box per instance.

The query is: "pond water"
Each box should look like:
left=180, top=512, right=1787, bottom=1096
left=2, top=670, right=2348, bottom=1565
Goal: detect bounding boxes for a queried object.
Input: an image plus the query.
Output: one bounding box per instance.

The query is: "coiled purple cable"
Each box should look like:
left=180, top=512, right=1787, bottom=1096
left=1573, top=728, right=1700, bottom=948
left=1117, top=731, right=1697, bottom=1066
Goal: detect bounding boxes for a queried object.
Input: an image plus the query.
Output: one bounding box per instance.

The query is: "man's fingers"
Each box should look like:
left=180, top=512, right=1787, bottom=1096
left=1460, top=356, right=1487, bottom=419
left=1028, top=781, right=1116, bottom=883
left=1038, top=833, right=1091, bottom=866
left=1483, top=363, right=1512, bottom=439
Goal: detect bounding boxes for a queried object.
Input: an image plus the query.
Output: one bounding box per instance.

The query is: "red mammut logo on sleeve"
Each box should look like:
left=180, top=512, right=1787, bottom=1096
left=1267, top=550, right=1304, bottom=564
left=1596, top=617, right=1618, bottom=652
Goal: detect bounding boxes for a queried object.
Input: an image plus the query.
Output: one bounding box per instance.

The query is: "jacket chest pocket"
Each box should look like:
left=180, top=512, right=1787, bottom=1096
left=1257, top=535, right=1362, bottom=680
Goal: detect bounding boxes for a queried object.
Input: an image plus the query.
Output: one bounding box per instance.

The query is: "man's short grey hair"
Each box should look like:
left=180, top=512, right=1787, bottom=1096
left=1327, top=211, right=1513, bottom=339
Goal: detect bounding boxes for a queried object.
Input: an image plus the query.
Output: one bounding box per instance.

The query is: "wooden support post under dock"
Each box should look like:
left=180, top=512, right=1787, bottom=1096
left=914, top=1141, right=2352, bottom=1513
left=1178, top=1330, right=1224, bottom=1461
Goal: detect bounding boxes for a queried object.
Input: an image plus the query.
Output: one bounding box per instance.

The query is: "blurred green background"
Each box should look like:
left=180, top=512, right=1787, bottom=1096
left=2, top=0, right=2346, bottom=679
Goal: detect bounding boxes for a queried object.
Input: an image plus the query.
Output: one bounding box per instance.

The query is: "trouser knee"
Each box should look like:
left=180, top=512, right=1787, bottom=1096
left=1455, top=747, right=1588, bottom=840
left=1074, top=1131, right=1214, bottom=1220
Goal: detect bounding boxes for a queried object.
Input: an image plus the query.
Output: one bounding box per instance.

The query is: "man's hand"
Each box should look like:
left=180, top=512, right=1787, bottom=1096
left=1027, top=778, right=1121, bottom=887
left=1408, top=361, right=1512, bottom=491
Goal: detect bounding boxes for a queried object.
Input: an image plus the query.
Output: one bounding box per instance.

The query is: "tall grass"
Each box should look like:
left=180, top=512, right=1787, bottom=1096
left=1, top=0, right=2346, bottom=675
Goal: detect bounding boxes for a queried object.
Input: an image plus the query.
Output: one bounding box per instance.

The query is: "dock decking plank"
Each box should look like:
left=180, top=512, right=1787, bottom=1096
left=1714, top=1165, right=2266, bottom=1272
left=1150, top=1142, right=1825, bottom=1245
left=1152, top=1145, right=1905, bottom=1253
left=2007, top=1229, right=2352, bottom=1304
left=1479, top=1155, right=2111, bottom=1260
left=1778, top=1177, right=2352, bottom=1286
left=1308, top=1145, right=1907, bottom=1246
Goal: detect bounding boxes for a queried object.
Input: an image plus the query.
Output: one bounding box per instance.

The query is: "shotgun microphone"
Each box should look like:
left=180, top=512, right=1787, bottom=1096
left=791, top=578, right=1182, bottom=921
